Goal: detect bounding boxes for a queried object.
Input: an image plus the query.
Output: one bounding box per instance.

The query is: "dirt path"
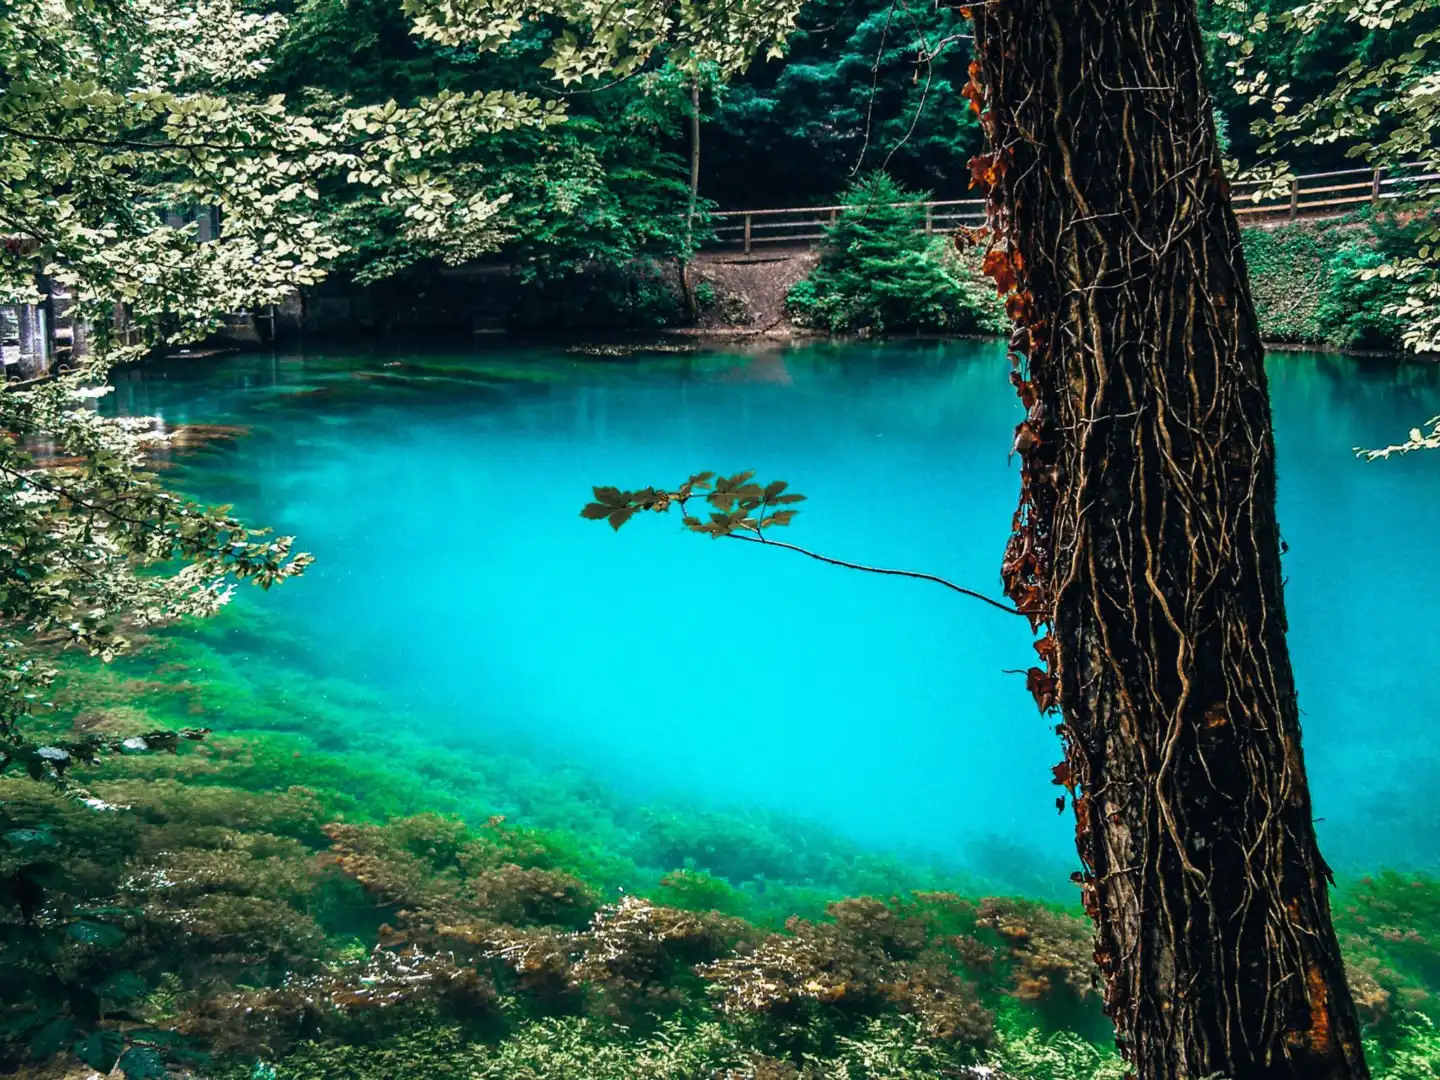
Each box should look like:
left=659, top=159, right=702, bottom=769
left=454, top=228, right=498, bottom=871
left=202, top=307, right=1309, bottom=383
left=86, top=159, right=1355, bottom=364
left=691, top=246, right=816, bottom=333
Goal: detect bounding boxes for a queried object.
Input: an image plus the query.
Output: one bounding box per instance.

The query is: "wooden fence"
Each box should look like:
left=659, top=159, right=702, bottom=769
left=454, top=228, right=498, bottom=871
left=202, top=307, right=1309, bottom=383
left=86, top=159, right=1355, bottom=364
left=710, top=160, right=1438, bottom=254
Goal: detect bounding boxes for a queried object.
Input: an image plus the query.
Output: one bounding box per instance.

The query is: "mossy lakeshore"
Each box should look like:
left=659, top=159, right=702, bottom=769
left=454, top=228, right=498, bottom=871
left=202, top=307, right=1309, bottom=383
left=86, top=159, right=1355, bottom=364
left=5, top=342, right=1440, bottom=1078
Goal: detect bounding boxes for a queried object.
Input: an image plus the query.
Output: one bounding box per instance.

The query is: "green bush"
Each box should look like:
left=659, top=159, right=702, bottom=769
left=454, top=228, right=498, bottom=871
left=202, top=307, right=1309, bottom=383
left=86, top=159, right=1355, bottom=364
left=1240, top=213, right=1416, bottom=351
left=1315, top=241, right=1410, bottom=351
left=787, top=172, right=1007, bottom=336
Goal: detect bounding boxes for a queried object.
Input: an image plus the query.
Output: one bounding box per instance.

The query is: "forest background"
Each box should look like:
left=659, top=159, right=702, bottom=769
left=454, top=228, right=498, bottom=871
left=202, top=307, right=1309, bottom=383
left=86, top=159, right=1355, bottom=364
left=249, top=0, right=1436, bottom=347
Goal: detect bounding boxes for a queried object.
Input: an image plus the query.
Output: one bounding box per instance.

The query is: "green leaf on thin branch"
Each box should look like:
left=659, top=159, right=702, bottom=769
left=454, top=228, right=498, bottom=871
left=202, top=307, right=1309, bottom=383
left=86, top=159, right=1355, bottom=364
left=579, top=472, right=1020, bottom=615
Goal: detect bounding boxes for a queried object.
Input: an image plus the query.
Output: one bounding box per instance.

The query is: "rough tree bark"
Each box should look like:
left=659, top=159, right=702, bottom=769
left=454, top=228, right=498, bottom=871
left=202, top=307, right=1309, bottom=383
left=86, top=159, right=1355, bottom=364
left=967, top=2, right=1369, bottom=1077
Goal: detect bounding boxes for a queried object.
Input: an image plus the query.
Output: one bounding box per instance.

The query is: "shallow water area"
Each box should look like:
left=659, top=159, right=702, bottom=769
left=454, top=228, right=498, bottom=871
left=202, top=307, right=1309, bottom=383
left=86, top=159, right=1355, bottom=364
left=103, top=339, right=1440, bottom=894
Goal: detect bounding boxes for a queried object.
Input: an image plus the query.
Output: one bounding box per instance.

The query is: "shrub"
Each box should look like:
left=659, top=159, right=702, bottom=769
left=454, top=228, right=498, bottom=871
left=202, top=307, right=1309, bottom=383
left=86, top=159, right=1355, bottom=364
left=1315, top=241, right=1409, bottom=350
left=787, top=173, right=1007, bottom=336
left=1240, top=213, right=1417, bottom=350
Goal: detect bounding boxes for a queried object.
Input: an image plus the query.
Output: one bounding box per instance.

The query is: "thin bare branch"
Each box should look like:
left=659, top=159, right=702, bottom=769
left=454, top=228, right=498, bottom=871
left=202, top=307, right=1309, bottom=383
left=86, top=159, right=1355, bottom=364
left=726, top=531, right=1022, bottom=615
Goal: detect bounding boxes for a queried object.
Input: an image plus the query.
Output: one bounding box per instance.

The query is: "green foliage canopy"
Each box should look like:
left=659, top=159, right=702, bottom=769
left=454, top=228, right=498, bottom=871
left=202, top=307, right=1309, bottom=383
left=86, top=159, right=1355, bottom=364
left=257, top=0, right=710, bottom=287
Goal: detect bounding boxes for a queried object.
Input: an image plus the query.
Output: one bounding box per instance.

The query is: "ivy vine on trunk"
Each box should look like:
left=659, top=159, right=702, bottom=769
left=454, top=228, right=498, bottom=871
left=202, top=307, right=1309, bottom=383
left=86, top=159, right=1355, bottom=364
left=966, top=1, right=1368, bottom=1077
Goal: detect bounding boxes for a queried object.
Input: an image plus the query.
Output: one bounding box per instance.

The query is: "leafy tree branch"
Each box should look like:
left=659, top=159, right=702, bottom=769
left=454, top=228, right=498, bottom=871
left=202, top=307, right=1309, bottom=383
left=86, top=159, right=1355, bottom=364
left=579, top=471, right=1022, bottom=615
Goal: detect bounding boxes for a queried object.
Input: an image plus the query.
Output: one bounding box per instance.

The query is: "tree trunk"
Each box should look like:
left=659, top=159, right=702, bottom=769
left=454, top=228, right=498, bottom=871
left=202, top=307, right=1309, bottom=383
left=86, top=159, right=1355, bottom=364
left=968, top=3, right=1368, bottom=1077
left=680, top=78, right=702, bottom=322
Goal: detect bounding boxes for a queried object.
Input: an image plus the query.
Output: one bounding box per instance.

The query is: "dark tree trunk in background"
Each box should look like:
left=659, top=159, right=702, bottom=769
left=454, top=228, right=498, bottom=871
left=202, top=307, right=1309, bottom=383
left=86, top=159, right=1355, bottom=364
left=968, top=2, right=1368, bottom=1077
left=680, top=78, right=702, bottom=322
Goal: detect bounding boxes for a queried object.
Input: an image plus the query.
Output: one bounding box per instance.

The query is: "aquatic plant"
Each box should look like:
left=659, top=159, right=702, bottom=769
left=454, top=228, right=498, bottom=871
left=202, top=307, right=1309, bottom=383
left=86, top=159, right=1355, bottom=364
left=269, top=1013, right=1020, bottom=1080
left=976, top=897, right=1097, bottom=1007
left=9, top=617, right=1440, bottom=1079
left=178, top=946, right=503, bottom=1059
left=471, top=863, right=601, bottom=929
left=657, top=867, right=757, bottom=918
left=266, top=1016, right=744, bottom=1080
left=1334, top=871, right=1440, bottom=1027
left=477, top=894, right=751, bottom=1025
left=1367, top=1013, right=1440, bottom=1078
left=637, top=805, right=830, bottom=884
left=985, top=1003, right=1129, bottom=1080
left=703, top=894, right=996, bottom=1053
left=816, top=1015, right=998, bottom=1078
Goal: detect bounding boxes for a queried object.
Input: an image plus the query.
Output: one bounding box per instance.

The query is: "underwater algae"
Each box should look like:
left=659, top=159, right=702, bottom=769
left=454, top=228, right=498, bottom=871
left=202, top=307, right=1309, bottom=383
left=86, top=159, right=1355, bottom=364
left=3, top=581, right=1439, bottom=1079
left=1, top=626, right=1137, bottom=1079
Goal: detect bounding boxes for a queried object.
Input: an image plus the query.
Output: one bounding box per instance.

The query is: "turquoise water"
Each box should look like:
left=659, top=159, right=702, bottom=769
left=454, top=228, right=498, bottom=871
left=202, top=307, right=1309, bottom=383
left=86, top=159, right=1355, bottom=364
left=104, top=341, right=1440, bottom=891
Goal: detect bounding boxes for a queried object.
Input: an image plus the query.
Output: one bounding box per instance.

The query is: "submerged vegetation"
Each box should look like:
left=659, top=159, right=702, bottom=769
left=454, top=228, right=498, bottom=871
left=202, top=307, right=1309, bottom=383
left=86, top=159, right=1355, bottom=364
left=0, top=614, right=1437, bottom=1077
left=0, top=623, right=1101, bottom=1077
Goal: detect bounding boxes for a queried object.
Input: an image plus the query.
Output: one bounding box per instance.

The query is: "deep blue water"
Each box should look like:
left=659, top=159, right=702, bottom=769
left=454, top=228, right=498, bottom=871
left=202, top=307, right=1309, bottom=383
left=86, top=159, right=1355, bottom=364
left=104, top=341, right=1440, bottom=889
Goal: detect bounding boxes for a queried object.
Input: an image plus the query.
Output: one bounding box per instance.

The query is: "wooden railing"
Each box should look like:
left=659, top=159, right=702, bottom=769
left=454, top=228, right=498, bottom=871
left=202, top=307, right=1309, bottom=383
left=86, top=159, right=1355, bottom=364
left=1230, top=160, right=1438, bottom=220
left=710, top=198, right=985, bottom=253
left=710, top=161, right=1438, bottom=254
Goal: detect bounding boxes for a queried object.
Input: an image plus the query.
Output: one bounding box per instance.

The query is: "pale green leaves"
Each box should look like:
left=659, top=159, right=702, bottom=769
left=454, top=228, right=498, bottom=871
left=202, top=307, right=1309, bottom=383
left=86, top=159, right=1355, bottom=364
left=0, top=0, right=564, bottom=351
left=0, top=350, right=311, bottom=765
left=405, top=0, right=802, bottom=83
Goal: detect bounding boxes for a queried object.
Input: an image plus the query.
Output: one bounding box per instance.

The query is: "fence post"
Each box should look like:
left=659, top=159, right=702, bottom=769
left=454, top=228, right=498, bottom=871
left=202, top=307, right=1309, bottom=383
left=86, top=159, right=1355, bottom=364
left=925, top=204, right=934, bottom=236
left=1288, top=176, right=1300, bottom=220
left=742, top=213, right=752, bottom=255
left=1371, top=166, right=1383, bottom=205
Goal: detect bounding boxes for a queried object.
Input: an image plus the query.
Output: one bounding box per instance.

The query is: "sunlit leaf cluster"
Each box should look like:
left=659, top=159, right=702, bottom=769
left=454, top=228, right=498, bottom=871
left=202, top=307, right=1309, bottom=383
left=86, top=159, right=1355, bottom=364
left=1357, top=415, right=1440, bottom=458
left=405, top=0, right=804, bottom=82
left=0, top=367, right=310, bottom=792
left=0, top=0, right=582, bottom=780
left=0, top=0, right=567, bottom=329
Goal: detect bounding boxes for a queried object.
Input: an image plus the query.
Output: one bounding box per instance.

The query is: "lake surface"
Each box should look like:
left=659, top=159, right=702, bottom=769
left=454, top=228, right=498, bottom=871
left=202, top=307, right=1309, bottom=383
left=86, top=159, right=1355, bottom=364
left=103, top=340, right=1440, bottom=894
